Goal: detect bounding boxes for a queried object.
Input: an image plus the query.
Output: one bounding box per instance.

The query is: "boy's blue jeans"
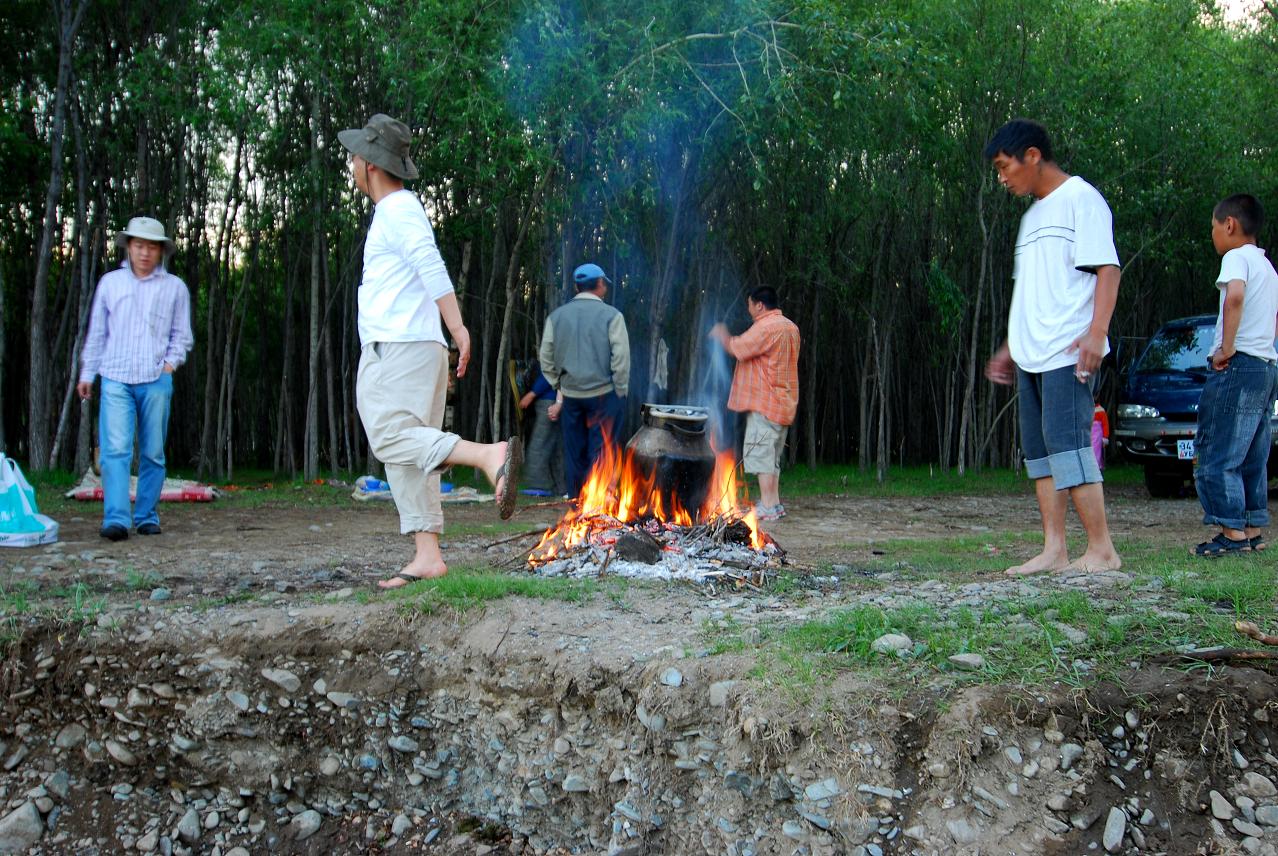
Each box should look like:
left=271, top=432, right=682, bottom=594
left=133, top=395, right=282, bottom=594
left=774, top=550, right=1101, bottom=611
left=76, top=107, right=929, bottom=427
left=99, top=374, right=173, bottom=530
left=1194, top=353, right=1278, bottom=531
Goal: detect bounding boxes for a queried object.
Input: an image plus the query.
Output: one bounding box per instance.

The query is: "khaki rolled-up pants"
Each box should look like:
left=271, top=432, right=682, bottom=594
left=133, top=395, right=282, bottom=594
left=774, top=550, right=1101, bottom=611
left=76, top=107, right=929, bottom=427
left=356, top=341, right=460, bottom=534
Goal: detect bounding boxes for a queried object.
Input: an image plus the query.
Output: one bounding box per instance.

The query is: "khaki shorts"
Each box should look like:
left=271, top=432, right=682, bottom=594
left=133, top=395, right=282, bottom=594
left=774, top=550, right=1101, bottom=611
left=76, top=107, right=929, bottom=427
left=742, top=411, right=788, bottom=475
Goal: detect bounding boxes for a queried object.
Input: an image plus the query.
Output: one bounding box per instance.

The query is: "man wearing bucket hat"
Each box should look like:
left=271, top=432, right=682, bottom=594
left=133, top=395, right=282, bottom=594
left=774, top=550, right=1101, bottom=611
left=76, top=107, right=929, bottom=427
left=338, top=113, right=522, bottom=588
left=538, top=263, right=631, bottom=498
left=77, top=217, right=194, bottom=542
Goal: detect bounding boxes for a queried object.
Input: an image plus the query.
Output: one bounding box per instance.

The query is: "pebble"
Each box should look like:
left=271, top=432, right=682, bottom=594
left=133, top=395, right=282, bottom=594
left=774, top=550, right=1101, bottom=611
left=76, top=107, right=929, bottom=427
left=261, top=668, right=302, bottom=694
left=176, top=809, right=200, bottom=844
left=871, top=633, right=912, bottom=656
left=54, top=723, right=87, bottom=749
left=1059, top=743, right=1085, bottom=770
left=392, top=815, right=413, bottom=837
left=948, top=653, right=985, bottom=670
left=0, top=802, right=43, bottom=853
left=388, top=735, right=419, bottom=753
left=1211, top=790, right=1237, bottom=820
left=226, top=691, right=250, bottom=712
left=805, top=778, right=841, bottom=800
left=326, top=691, right=358, bottom=709
left=1102, top=806, right=1126, bottom=852
left=660, top=667, right=683, bottom=687
left=562, top=774, right=589, bottom=792
left=1003, top=746, right=1023, bottom=765
left=105, top=740, right=138, bottom=766
left=1256, top=805, right=1278, bottom=827
left=149, top=588, right=171, bottom=601
left=708, top=680, right=736, bottom=707
left=290, top=810, right=322, bottom=840
left=1241, top=773, right=1278, bottom=798
left=946, top=817, right=979, bottom=844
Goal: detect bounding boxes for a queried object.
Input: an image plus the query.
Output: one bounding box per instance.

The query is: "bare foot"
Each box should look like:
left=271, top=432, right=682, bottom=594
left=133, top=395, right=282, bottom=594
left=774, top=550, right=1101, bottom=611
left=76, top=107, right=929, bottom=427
left=1004, top=550, right=1069, bottom=577
left=377, top=559, right=448, bottom=589
left=1063, top=551, right=1122, bottom=573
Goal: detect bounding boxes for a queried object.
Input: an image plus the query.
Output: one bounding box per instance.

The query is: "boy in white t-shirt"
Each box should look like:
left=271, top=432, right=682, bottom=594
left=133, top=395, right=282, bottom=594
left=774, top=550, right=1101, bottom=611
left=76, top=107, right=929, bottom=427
left=1193, top=194, right=1278, bottom=557
left=983, top=119, right=1123, bottom=576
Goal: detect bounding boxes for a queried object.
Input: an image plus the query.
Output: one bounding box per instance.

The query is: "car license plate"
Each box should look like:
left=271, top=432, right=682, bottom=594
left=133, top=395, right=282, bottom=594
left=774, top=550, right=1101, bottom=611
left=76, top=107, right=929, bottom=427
left=1177, top=439, right=1195, bottom=460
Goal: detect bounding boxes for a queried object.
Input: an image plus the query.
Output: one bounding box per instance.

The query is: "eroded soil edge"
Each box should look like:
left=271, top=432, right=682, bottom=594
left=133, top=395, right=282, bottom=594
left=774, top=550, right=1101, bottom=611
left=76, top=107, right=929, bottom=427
left=2, top=595, right=1277, bottom=856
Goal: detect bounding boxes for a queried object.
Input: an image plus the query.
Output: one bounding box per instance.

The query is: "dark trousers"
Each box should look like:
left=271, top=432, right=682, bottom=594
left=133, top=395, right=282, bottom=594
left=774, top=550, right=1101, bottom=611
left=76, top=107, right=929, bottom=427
left=561, top=391, right=625, bottom=497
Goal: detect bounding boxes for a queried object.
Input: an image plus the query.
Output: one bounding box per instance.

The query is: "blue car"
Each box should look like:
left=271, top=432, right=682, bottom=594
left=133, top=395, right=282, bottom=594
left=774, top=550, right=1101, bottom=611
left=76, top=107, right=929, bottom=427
left=1113, top=314, right=1278, bottom=497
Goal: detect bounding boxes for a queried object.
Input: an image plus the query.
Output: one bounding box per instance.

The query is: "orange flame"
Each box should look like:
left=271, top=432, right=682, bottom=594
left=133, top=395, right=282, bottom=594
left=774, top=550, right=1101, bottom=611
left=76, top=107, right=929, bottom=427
left=529, top=439, right=765, bottom=563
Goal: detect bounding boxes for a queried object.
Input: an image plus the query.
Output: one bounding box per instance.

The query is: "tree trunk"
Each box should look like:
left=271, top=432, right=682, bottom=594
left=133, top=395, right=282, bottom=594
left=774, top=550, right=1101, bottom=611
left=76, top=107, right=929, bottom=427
left=304, top=96, right=323, bottom=480
left=29, top=0, right=88, bottom=470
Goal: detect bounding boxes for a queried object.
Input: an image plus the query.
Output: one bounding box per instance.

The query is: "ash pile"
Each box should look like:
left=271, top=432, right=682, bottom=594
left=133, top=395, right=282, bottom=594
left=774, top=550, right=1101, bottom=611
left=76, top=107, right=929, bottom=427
left=529, top=514, right=784, bottom=585
left=525, top=404, right=785, bottom=585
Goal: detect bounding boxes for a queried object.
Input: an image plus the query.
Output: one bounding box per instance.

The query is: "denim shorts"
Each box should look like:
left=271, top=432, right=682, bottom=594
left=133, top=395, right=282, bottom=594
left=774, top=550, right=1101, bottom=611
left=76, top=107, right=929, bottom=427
left=1017, top=365, right=1103, bottom=489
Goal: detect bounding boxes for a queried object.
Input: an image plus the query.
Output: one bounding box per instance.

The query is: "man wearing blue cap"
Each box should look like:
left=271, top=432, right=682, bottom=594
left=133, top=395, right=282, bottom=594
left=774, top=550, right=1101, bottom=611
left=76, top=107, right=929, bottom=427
left=539, top=263, right=631, bottom=497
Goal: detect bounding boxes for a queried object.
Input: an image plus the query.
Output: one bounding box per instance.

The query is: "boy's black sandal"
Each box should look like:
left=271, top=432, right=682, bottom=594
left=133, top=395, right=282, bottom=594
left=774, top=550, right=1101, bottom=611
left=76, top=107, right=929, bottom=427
left=1193, top=534, right=1250, bottom=558
left=1249, top=535, right=1267, bottom=552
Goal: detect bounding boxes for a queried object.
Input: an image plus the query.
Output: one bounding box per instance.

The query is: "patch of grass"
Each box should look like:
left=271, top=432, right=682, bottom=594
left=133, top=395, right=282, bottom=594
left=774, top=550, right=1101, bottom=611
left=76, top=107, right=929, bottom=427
left=0, top=581, right=38, bottom=617
left=383, top=564, right=605, bottom=615
left=720, top=583, right=1257, bottom=695
left=193, top=591, right=257, bottom=611
left=123, top=567, right=164, bottom=591
left=775, top=462, right=1144, bottom=498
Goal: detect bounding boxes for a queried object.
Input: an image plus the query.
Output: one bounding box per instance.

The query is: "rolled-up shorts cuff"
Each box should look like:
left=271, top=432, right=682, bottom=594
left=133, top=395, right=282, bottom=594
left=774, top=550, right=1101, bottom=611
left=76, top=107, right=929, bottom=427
left=1024, top=456, right=1052, bottom=480
left=1201, top=512, right=1247, bottom=531
left=1046, top=447, right=1103, bottom=490
left=1245, top=509, right=1270, bottom=528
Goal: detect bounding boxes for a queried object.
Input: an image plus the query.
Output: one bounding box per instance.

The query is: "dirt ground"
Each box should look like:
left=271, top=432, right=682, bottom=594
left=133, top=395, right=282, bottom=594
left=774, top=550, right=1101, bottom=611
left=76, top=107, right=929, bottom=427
left=1, top=484, right=1276, bottom=856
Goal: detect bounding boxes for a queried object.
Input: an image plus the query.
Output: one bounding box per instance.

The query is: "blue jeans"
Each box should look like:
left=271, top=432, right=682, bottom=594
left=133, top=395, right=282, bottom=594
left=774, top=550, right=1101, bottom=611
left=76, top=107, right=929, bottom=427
left=1195, top=353, right=1278, bottom=531
left=99, top=375, right=173, bottom=529
left=560, top=392, right=625, bottom=497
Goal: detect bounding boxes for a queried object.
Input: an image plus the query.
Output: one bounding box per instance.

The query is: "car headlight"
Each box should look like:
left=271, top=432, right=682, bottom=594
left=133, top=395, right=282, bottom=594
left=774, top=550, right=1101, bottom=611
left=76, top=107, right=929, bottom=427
left=1118, top=404, right=1161, bottom=419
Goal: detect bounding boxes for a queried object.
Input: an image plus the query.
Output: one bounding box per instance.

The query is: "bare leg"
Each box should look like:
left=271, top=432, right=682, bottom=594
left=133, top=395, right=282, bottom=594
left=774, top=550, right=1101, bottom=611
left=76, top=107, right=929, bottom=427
left=1006, top=476, right=1070, bottom=576
left=1063, top=482, right=1122, bottom=572
left=757, top=473, right=781, bottom=508
left=379, top=532, right=449, bottom=588
left=445, top=439, right=510, bottom=497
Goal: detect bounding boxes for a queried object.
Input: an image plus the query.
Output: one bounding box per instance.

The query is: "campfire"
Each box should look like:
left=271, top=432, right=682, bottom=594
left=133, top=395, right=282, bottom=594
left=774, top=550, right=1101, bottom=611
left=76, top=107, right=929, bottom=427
left=527, top=405, right=783, bottom=585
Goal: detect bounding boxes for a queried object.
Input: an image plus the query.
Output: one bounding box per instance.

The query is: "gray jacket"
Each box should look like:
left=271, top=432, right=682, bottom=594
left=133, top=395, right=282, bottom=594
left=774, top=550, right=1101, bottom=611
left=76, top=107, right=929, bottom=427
left=539, top=293, right=630, bottom=398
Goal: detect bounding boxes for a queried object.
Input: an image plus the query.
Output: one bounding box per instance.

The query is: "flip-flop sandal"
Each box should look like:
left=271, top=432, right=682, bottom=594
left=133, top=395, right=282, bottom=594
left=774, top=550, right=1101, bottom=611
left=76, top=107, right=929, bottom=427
left=1250, top=536, right=1267, bottom=552
left=495, top=436, right=524, bottom=520
left=378, top=572, right=429, bottom=590
left=1193, top=533, right=1250, bottom=558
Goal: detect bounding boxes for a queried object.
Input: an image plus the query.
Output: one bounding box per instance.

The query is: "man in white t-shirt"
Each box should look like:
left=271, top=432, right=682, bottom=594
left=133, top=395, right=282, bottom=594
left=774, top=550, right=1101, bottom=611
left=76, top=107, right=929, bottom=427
left=983, top=119, right=1122, bottom=576
left=339, top=114, right=522, bottom=588
left=1192, top=193, right=1278, bottom=557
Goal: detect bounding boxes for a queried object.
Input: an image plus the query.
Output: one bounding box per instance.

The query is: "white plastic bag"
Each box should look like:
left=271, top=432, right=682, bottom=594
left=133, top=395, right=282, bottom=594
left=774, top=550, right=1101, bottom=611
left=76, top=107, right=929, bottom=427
left=0, top=454, right=59, bottom=547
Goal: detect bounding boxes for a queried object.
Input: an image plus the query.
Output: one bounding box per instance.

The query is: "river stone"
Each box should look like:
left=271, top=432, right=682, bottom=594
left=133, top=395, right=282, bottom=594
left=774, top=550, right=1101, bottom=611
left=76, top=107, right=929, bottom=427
left=1102, top=807, right=1126, bottom=852
left=782, top=820, right=806, bottom=840
left=54, top=723, right=86, bottom=749
left=946, top=818, right=980, bottom=844
left=388, top=735, right=419, bottom=753
left=290, top=810, right=322, bottom=840
left=948, top=653, right=985, bottom=670
left=1060, top=743, right=1085, bottom=770
left=1003, top=746, right=1023, bottom=765
left=1211, top=790, right=1237, bottom=820
left=392, top=815, right=413, bottom=837
left=105, top=739, right=138, bottom=766
left=261, top=668, right=302, bottom=694
left=1241, top=773, right=1278, bottom=798
left=1235, top=818, right=1265, bottom=838
left=176, top=808, right=200, bottom=844
left=136, top=830, right=159, bottom=852
left=0, top=802, right=43, bottom=853
left=327, top=691, right=358, bottom=709
left=804, top=778, right=841, bottom=801
left=871, top=633, right=912, bottom=655
left=660, top=667, right=683, bottom=687
left=562, top=774, right=589, bottom=792
left=226, top=691, right=250, bottom=712
left=320, top=756, right=341, bottom=776
left=1256, top=805, right=1278, bottom=826
left=709, top=681, right=736, bottom=707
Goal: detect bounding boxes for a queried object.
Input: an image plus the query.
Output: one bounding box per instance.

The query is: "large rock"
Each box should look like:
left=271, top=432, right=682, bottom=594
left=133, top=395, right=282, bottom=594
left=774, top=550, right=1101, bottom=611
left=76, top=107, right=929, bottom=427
left=0, top=802, right=44, bottom=853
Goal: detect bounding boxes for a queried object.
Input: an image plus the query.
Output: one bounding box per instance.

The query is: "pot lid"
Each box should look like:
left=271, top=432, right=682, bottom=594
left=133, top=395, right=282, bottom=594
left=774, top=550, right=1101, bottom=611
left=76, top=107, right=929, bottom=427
left=643, top=403, right=710, bottom=422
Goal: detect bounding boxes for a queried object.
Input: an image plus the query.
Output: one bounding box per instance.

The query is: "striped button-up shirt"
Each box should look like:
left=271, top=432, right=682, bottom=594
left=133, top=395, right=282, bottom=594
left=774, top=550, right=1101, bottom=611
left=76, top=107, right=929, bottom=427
left=79, top=261, right=194, bottom=385
left=725, top=309, right=801, bottom=426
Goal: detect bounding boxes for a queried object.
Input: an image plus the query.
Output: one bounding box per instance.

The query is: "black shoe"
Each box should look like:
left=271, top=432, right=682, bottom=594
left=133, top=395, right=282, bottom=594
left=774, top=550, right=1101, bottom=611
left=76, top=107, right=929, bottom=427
left=136, top=523, right=162, bottom=536
left=100, top=524, right=129, bottom=542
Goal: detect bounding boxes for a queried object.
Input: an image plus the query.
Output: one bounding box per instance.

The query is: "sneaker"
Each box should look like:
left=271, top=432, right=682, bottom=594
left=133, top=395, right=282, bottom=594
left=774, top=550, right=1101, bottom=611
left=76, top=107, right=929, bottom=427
left=520, top=488, right=553, bottom=497
left=137, top=523, right=162, bottom=536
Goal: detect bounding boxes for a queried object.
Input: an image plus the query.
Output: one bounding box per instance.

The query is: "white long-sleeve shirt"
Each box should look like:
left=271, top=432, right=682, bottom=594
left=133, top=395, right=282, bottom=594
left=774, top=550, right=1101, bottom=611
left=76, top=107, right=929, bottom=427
left=357, top=189, right=455, bottom=346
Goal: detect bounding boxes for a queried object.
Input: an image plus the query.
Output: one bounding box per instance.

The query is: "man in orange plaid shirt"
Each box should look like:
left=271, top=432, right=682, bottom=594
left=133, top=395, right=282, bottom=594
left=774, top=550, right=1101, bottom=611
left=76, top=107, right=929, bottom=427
left=711, top=286, right=801, bottom=520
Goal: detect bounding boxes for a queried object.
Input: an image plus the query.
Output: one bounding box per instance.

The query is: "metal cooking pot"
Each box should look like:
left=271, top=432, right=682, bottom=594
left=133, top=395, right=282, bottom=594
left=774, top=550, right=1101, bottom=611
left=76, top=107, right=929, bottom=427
left=625, top=403, right=717, bottom=515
